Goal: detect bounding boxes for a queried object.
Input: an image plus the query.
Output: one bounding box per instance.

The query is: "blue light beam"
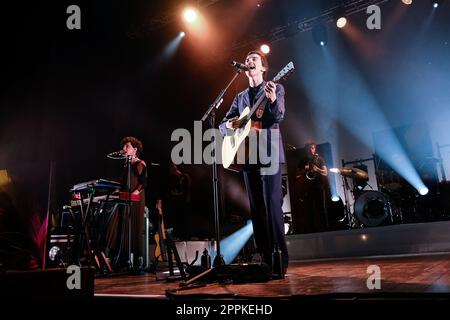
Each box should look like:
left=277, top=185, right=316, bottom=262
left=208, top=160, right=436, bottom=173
left=210, top=220, right=254, bottom=264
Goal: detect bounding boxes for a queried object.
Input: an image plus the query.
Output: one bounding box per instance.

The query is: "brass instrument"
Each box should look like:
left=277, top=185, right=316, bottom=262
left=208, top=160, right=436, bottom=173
left=305, top=154, right=320, bottom=181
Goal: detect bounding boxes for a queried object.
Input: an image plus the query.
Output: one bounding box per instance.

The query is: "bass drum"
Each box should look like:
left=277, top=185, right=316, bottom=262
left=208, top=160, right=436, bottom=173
left=354, top=191, right=393, bottom=227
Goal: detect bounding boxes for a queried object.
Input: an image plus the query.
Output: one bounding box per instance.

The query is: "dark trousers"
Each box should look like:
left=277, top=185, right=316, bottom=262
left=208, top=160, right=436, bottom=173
left=243, top=166, right=288, bottom=266
left=300, top=181, right=328, bottom=233
left=105, top=199, right=145, bottom=268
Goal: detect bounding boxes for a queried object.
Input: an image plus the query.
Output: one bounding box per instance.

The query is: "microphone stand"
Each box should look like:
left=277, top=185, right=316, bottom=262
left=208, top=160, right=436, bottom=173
left=112, top=153, right=135, bottom=272
left=125, top=154, right=143, bottom=274
left=181, top=68, right=242, bottom=287
left=126, top=155, right=133, bottom=271
left=340, top=160, right=355, bottom=229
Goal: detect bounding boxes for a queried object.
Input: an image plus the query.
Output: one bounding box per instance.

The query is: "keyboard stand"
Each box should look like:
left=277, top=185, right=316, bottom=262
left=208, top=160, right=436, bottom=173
left=78, top=187, right=113, bottom=274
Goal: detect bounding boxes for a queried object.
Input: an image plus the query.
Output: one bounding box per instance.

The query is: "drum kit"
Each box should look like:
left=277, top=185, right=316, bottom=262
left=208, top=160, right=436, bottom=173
left=331, top=166, right=400, bottom=228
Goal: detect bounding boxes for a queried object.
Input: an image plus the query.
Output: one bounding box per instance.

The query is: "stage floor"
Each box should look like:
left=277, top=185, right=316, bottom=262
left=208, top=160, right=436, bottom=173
left=95, top=253, right=450, bottom=299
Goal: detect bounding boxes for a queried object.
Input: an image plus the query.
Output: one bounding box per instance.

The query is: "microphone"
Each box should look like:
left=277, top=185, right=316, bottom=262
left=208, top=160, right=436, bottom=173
left=231, top=61, right=249, bottom=71
left=107, top=150, right=126, bottom=159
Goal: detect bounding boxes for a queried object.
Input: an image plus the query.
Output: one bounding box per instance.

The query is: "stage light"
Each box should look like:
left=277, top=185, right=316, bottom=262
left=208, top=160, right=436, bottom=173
left=419, top=187, right=429, bottom=195
left=312, top=24, right=328, bottom=47
left=402, top=0, right=412, bottom=5
left=49, top=246, right=61, bottom=261
left=330, top=168, right=339, bottom=173
left=284, top=214, right=293, bottom=235
left=431, top=0, right=444, bottom=7
left=336, top=17, right=347, bottom=28
left=331, top=195, right=340, bottom=202
left=183, top=8, right=198, bottom=23
left=335, top=6, right=347, bottom=29
left=180, top=31, right=186, bottom=37
left=260, top=44, right=270, bottom=54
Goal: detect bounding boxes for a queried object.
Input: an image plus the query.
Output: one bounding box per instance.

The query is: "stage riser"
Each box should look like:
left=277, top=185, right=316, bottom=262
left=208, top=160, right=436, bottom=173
left=287, top=221, right=450, bottom=260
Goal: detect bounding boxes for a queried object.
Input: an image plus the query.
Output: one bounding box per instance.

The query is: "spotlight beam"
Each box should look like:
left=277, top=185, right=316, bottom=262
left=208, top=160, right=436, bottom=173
left=211, top=221, right=254, bottom=264
left=153, top=32, right=185, bottom=66
left=294, top=35, right=428, bottom=198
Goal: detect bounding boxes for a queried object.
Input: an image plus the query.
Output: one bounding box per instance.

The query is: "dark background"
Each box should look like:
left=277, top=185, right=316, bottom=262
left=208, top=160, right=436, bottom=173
left=1, top=0, right=449, bottom=242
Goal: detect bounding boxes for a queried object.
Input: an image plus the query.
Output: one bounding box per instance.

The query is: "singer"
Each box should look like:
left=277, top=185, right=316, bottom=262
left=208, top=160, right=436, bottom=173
left=219, top=51, right=288, bottom=275
left=105, top=136, right=147, bottom=271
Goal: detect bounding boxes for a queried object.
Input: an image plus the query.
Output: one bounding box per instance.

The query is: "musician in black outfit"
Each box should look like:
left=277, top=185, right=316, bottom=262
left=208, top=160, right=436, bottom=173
left=166, top=162, right=191, bottom=240
left=298, top=142, right=328, bottom=232
left=219, top=51, right=288, bottom=274
left=106, top=136, right=147, bottom=270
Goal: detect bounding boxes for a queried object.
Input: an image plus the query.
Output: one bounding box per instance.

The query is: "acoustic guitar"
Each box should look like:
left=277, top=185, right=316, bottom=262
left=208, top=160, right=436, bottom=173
left=221, top=62, right=295, bottom=170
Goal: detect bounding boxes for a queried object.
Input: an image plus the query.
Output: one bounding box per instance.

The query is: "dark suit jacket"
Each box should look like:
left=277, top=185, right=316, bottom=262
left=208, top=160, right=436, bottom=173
left=219, top=81, right=286, bottom=164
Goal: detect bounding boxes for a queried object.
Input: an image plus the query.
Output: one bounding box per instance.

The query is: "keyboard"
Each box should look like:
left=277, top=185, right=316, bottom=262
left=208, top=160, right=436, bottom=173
left=70, top=192, right=141, bottom=207
left=70, top=179, right=122, bottom=193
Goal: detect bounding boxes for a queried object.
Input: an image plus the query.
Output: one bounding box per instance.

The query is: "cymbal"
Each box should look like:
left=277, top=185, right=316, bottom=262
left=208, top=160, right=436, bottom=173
left=334, top=167, right=369, bottom=181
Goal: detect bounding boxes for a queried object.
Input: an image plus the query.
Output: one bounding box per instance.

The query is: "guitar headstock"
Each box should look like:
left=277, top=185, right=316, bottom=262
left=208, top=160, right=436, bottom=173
left=273, top=62, right=295, bottom=83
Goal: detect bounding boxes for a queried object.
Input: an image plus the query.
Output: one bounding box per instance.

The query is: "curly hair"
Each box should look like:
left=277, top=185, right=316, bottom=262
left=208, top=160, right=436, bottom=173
left=120, top=136, right=143, bottom=156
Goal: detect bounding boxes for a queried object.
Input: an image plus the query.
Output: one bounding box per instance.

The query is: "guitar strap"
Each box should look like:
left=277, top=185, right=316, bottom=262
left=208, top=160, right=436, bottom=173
left=251, top=83, right=268, bottom=120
